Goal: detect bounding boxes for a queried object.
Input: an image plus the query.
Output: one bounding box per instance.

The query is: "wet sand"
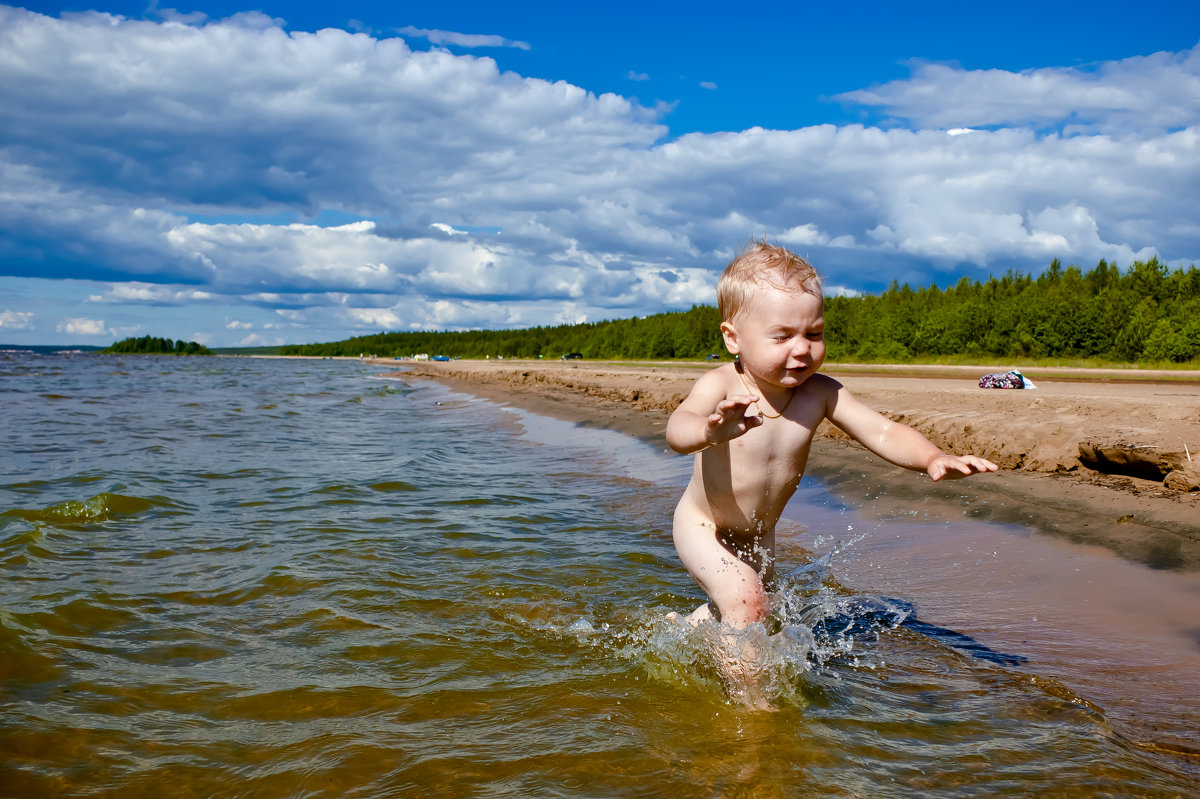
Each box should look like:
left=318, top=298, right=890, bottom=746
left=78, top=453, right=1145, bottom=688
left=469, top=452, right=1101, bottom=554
left=378, top=358, right=1200, bottom=572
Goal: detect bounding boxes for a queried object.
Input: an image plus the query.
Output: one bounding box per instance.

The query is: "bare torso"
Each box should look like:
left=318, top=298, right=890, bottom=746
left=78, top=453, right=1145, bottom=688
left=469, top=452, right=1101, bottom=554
left=677, top=368, right=835, bottom=541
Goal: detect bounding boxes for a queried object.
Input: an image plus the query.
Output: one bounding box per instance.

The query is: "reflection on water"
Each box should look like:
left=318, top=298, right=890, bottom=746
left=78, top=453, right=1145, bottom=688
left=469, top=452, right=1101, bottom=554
left=2, top=352, right=1197, bottom=797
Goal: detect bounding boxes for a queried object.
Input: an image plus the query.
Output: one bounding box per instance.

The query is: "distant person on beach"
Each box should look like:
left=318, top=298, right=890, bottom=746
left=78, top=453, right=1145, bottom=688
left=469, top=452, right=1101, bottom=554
left=665, top=240, right=998, bottom=706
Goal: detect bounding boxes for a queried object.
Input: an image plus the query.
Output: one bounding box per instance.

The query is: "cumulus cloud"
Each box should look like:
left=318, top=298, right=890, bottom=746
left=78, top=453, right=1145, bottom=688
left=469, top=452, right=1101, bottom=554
left=0, top=310, right=34, bottom=329
left=0, top=6, right=1196, bottom=346
left=57, top=317, right=109, bottom=336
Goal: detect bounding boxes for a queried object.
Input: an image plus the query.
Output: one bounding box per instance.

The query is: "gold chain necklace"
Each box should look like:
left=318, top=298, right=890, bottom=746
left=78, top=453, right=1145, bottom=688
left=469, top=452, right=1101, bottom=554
left=735, top=363, right=794, bottom=419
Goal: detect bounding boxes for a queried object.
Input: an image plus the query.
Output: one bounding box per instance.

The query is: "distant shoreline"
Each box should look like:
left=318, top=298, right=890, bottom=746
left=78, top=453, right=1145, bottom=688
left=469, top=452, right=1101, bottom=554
left=375, top=357, right=1200, bottom=572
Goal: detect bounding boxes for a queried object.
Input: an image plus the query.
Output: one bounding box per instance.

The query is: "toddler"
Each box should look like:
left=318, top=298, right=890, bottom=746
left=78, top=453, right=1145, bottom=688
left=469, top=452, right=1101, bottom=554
left=666, top=241, right=997, bottom=704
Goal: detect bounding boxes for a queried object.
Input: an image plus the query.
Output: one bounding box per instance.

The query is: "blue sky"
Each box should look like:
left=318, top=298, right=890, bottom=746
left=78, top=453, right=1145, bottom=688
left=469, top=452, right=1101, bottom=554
left=2, top=1, right=1199, bottom=347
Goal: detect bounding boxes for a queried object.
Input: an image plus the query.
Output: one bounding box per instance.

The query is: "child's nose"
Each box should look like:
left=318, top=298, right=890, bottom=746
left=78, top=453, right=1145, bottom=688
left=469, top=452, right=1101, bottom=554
left=790, top=337, right=810, bottom=358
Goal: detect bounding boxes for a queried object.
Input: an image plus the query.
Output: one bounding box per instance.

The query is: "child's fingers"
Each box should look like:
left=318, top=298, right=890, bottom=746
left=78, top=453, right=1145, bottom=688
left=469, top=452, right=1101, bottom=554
left=714, top=395, right=758, bottom=419
left=960, top=455, right=999, bottom=473
left=931, top=465, right=966, bottom=481
left=706, top=400, right=764, bottom=442
left=931, top=455, right=999, bottom=481
left=720, top=394, right=758, bottom=412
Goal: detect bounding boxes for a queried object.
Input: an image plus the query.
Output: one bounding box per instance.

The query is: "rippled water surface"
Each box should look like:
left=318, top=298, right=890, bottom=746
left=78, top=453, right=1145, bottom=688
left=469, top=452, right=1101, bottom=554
left=2, top=353, right=1197, bottom=797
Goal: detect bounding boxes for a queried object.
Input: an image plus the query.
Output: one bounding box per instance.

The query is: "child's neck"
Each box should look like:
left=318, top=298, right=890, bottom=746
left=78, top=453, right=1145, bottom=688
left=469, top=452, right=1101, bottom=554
left=735, top=362, right=794, bottom=418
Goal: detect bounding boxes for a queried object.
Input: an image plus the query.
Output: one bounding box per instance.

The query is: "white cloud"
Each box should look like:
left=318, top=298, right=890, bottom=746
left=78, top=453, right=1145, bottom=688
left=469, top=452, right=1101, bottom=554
left=777, top=224, right=833, bottom=247
left=0, top=309, right=34, bottom=329
left=347, top=308, right=405, bottom=329
left=838, top=45, right=1200, bottom=134
left=57, top=317, right=109, bottom=336
left=146, top=2, right=208, bottom=26
left=699, top=81, right=718, bottom=90
left=237, top=331, right=284, bottom=346
left=627, top=71, right=649, bottom=81
left=87, top=283, right=217, bottom=304
left=0, top=7, right=1196, bottom=346
left=396, top=25, right=531, bottom=51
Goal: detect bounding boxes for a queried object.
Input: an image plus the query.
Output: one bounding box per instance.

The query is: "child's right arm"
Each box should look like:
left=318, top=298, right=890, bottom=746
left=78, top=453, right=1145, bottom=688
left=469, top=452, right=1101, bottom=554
left=666, top=370, right=762, bottom=454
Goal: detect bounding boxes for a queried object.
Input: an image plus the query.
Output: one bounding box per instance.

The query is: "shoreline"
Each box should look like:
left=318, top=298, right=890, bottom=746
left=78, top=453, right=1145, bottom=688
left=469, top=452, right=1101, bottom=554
left=375, top=358, right=1200, bottom=572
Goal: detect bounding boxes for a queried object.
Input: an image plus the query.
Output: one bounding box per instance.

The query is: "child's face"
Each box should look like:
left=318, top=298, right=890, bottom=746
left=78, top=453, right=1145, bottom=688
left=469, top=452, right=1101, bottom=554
left=721, top=285, right=825, bottom=389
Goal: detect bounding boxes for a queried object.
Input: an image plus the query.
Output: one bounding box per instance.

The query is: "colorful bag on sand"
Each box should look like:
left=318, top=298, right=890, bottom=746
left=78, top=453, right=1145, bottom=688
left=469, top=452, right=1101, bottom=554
left=978, top=370, right=1035, bottom=389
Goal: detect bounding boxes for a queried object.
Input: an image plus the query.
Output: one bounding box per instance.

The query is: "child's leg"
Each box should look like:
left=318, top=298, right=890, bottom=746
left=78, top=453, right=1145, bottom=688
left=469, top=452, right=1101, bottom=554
left=672, top=503, right=774, bottom=627
left=673, top=520, right=771, bottom=628
left=673, top=505, right=780, bottom=709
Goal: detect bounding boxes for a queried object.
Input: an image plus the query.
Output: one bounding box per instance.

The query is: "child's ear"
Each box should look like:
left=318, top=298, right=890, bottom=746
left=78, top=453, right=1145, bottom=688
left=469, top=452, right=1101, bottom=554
left=720, top=321, right=740, bottom=355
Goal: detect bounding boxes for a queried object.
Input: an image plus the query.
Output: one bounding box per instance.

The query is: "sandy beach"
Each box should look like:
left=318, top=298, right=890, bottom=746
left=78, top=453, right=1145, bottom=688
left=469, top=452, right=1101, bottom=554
left=380, top=358, right=1200, bottom=571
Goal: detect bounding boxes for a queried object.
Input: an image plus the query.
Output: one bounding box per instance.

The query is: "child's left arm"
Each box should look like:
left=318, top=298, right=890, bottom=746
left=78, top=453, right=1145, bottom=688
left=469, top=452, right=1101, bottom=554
left=822, top=377, right=998, bottom=481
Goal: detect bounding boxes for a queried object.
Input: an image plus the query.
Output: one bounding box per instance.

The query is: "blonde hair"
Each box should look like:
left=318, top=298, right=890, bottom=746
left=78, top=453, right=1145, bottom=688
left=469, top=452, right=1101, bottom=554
left=717, top=240, right=821, bottom=322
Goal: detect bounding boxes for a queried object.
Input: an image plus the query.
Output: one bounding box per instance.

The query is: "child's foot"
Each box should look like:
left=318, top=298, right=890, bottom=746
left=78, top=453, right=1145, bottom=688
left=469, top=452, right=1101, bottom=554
left=724, top=669, right=780, bottom=711
left=666, top=603, right=713, bottom=627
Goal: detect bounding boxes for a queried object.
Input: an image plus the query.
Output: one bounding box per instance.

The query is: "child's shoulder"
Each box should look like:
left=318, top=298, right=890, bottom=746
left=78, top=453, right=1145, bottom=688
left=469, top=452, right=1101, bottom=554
left=799, top=371, right=840, bottom=392
left=687, top=362, right=741, bottom=396
left=795, top=371, right=844, bottom=404
left=707, top=362, right=741, bottom=379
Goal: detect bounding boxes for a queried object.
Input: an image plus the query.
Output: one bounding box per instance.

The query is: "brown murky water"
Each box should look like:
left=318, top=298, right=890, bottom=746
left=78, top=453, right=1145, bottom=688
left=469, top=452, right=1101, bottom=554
left=2, top=352, right=1196, bottom=797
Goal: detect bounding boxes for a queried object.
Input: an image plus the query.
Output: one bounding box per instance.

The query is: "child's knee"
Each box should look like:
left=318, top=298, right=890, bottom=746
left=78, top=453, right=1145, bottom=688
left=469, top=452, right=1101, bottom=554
left=723, top=590, right=770, bottom=627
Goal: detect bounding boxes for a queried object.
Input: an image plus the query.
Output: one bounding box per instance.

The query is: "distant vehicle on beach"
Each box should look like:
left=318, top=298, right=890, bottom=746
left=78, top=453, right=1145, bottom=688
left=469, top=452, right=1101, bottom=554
left=561, top=352, right=583, bottom=360
left=432, top=355, right=451, bottom=361
left=705, top=353, right=721, bottom=361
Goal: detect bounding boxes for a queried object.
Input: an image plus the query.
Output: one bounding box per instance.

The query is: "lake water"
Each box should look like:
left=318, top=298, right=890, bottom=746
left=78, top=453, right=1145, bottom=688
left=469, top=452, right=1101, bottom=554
left=2, top=352, right=1197, bottom=797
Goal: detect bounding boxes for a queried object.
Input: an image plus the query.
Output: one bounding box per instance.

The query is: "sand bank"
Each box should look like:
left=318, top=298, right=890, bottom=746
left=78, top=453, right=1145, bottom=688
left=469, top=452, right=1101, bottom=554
left=377, top=359, right=1200, bottom=571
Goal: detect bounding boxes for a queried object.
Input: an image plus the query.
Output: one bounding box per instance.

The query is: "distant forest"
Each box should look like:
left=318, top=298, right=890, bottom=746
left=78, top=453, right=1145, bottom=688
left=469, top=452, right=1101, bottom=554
left=105, top=336, right=212, bottom=355
left=281, top=257, right=1200, bottom=365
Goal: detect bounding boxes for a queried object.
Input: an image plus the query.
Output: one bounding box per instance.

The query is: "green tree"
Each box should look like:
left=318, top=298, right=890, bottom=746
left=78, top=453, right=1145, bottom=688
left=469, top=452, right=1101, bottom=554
left=1141, top=319, right=1184, bottom=362
left=105, top=336, right=211, bottom=355
left=1113, top=298, right=1158, bottom=362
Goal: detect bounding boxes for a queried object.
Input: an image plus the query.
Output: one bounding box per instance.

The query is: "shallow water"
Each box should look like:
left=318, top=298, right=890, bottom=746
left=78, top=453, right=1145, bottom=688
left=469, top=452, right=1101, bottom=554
left=2, top=352, right=1197, bottom=797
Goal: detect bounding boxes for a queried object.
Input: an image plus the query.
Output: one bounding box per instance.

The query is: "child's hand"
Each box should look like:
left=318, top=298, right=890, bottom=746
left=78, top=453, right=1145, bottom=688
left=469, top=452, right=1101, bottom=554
left=927, top=454, right=999, bottom=481
left=704, top=394, right=763, bottom=446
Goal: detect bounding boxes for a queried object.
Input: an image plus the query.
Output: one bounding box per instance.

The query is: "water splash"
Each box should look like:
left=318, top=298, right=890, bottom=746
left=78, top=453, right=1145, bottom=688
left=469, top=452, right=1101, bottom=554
left=499, top=544, right=1028, bottom=713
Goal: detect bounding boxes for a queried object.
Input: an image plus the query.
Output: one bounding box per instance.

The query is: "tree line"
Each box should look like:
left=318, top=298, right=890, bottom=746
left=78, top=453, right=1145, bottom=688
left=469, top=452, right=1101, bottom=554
left=825, top=257, right=1200, bottom=364
left=282, top=305, right=727, bottom=361
left=281, top=257, right=1200, bottom=365
left=105, top=336, right=212, bottom=355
